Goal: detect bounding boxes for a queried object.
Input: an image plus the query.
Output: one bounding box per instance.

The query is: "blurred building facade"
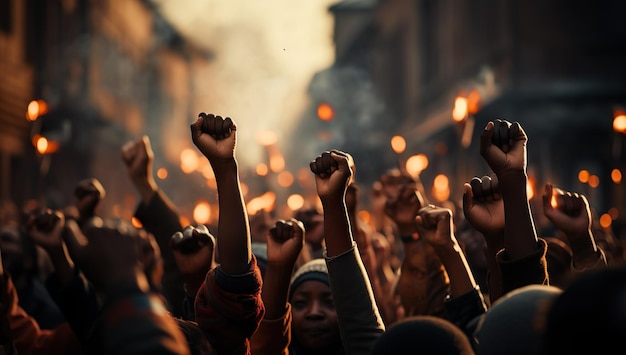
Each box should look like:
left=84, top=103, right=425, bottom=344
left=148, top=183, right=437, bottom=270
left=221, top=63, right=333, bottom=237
left=298, top=0, right=626, bottom=237
left=0, top=0, right=212, bottom=220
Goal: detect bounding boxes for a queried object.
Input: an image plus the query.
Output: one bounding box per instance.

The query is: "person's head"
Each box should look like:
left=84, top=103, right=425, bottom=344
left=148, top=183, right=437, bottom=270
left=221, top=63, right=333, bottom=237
left=371, top=315, right=475, bottom=355
left=540, top=267, right=626, bottom=355
left=473, top=284, right=562, bottom=355
left=289, top=259, right=342, bottom=354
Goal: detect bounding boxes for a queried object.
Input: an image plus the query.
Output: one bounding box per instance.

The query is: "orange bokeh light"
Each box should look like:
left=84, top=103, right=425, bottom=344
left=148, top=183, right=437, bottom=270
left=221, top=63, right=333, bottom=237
left=390, top=135, right=406, bottom=154
left=317, top=103, right=335, bottom=121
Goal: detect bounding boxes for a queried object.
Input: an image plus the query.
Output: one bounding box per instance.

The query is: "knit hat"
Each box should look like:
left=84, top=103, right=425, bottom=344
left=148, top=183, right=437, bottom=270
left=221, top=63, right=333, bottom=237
left=289, top=258, right=329, bottom=300
left=473, top=284, right=562, bottom=355
left=371, top=315, right=475, bottom=355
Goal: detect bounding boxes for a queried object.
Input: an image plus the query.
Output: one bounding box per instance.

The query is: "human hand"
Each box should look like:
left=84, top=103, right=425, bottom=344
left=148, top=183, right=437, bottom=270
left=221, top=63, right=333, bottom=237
left=64, top=218, right=149, bottom=294
left=479, top=119, right=528, bottom=177
left=121, top=136, right=157, bottom=202
left=309, top=150, right=354, bottom=201
left=74, top=178, right=105, bottom=220
left=266, top=219, right=305, bottom=267
left=170, top=225, right=215, bottom=276
left=414, top=205, right=455, bottom=249
left=121, top=136, right=154, bottom=187
left=26, top=209, right=65, bottom=251
left=462, top=175, right=505, bottom=237
left=190, top=113, right=237, bottom=164
left=384, top=182, right=425, bottom=234
left=542, top=184, right=591, bottom=237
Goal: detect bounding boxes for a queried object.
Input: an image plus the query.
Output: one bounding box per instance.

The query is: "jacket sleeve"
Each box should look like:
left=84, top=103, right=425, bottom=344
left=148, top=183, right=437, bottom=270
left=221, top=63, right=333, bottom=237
left=497, top=238, right=549, bottom=295
left=195, top=255, right=265, bottom=355
left=325, top=243, right=385, bottom=355
left=250, top=304, right=291, bottom=355
left=4, top=275, right=82, bottom=355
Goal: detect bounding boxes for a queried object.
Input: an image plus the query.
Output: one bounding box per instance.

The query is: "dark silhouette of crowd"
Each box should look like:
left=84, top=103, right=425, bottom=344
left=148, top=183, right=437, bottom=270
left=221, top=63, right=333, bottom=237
left=0, top=114, right=624, bottom=354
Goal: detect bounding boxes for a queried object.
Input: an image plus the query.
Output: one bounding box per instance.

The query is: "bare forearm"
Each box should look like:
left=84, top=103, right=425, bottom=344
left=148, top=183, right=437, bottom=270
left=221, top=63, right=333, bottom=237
left=261, top=263, right=293, bottom=320
left=566, top=230, right=603, bottom=269
left=214, top=160, right=251, bottom=274
left=432, top=240, right=477, bottom=298
left=499, top=172, right=538, bottom=259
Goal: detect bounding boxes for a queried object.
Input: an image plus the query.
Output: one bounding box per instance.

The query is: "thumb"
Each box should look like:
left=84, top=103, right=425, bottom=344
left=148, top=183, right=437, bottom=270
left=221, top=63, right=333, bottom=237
left=462, top=183, right=474, bottom=216
left=190, top=115, right=204, bottom=141
left=479, top=121, right=495, bottom=159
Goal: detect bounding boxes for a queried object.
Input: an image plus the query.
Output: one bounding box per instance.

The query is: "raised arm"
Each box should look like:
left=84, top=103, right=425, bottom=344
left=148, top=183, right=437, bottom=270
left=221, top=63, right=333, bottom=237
left=251, top=218, right=304, bottom=355
left=310, top=149, right=385, bottom=355
left=462, top=175, right=505, bottom=301
left=416, top=204, right=487, bottom=329
left=121, top=136, right=185, bottom=316
left=191, top=113, right=264, bottom=354
left=169, top=225, right=215, bottom=320
left=64, top=218, right=189, bottom=355
left=191, top=113, right=250, bottom=274
left=479, top=119, right=548, bottom=292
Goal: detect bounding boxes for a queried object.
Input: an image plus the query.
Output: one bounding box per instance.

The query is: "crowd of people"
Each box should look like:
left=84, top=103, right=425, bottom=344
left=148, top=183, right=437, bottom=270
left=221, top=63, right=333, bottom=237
left=0, top=113, right=624, bottom=354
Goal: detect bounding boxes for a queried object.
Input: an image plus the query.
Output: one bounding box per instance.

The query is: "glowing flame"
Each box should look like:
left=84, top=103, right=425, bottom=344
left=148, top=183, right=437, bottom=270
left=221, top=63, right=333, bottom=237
left=26, top=100, right=48, bottom=121
left=452, top=97, right=468, bottom=122
left=588, top=175, right=599, bottom=188
left=550, top=194, right=557, bottom=208
left=432, top=174, right=450, bottom=202
left=467, top=89, right=481, bottom=115
left=526, top=179, right=535, bottom=200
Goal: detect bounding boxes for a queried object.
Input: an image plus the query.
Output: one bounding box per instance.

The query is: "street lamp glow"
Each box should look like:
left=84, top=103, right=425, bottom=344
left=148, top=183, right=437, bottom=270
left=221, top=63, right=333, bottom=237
left=611, top=169, right=622, bottom=184
left=613, top=114, right=626, bottom=133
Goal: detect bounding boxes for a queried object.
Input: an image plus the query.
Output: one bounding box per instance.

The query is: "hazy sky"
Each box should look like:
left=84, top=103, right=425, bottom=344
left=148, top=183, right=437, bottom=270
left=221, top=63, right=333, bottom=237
left=151, top=0, right=338, bottom=168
